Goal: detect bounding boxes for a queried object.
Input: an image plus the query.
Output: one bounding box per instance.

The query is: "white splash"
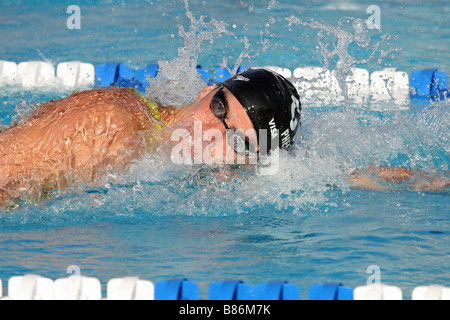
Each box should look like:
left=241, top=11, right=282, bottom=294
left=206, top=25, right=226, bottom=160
left=287, top=16, right=396, bottom=104
left=146, top=0, right=231, bottom=107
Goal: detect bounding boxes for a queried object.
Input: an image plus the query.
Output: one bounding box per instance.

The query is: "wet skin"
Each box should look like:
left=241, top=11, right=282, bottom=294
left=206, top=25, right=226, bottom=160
left=0, top=87, right=447, bottom=208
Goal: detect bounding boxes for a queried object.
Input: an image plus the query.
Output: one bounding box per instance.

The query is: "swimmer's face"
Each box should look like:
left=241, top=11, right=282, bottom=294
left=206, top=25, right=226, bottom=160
left=172, top=85, right=258, bottom=164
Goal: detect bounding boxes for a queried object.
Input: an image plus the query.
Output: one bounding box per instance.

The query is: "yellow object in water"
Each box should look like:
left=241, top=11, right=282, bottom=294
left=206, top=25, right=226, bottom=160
left=128, top=88, right=162, bottom=128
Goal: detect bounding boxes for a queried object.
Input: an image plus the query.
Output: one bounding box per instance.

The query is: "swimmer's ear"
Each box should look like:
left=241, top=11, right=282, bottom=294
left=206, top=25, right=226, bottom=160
left=197, top=86, right=217, bottom=102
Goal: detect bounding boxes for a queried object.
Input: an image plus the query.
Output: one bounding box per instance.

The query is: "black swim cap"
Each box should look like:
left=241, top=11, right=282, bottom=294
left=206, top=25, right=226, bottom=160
left=221, top=68, right=301, bottom=153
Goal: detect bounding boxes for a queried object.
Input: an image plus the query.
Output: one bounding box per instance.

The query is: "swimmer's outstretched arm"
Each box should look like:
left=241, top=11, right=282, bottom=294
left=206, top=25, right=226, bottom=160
left=0, top=88, right=155, bottom=209
left=347, top=164, right=450, bottom=191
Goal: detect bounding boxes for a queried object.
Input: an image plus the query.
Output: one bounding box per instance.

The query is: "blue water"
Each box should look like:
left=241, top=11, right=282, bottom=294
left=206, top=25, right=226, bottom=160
left=0, top=0, right=449, bottom=299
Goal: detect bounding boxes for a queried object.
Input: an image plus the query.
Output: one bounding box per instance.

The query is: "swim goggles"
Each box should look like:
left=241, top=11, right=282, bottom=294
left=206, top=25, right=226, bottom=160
left=209, top=86, right=258, bottom=156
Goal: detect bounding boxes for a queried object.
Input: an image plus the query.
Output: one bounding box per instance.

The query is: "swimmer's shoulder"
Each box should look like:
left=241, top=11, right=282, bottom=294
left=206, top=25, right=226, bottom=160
left=67, top=88, right=159, bottom=130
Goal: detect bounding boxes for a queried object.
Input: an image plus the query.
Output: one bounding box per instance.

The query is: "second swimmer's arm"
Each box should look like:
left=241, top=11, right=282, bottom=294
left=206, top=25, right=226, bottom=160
left=347, top=165, right=449, bottom=191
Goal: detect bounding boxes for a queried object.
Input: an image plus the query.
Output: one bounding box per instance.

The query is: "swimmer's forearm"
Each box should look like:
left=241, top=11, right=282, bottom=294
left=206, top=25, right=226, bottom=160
left=346, top=169, right=392, bottom=191
left=348, top=165, right=449, bottom=191
left=410, top=176, right=450, bottom=191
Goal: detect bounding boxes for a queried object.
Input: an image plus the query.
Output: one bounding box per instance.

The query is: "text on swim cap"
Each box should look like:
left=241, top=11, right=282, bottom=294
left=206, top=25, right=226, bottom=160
left=281, top=129, right=290, bottom=149
left=234, top=75, right=250, bottom=82
left=290, top=95, right=300, bottom=131
left=269, top=118, right=278, bottom=140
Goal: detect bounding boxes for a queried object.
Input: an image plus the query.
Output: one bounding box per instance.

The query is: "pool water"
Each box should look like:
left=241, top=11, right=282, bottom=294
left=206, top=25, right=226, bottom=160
left=0, top=0, right=449, bottom=299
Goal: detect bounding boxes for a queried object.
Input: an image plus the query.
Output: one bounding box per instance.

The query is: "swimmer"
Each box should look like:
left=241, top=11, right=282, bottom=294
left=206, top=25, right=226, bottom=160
left=0, top=68, right=447, bottom=208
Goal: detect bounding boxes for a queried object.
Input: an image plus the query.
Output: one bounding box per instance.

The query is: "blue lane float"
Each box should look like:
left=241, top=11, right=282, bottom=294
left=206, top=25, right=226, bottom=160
left=209, top=280, right=253, bottom=300
left=196, top=65, right=210, bottom=84
left=2, top=275, right=449, bottom=300
left=94, top=63, right=119, bottom=88
left=215, top=65, right=248, bottom=83
left=0, top=60, right=448, bottom=104
left=154, top=278, right=199, bottom=300
left=134, top=64, right=159, bottom=91
left=208, top=280, right=300, bottom=300
left=410, top=69, right=449, bottom=102
left=308, top=282, right=353, bottom=300
left=94, top=63, right=158, bottom=93
left=254, top=281, right=300, bottom=300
